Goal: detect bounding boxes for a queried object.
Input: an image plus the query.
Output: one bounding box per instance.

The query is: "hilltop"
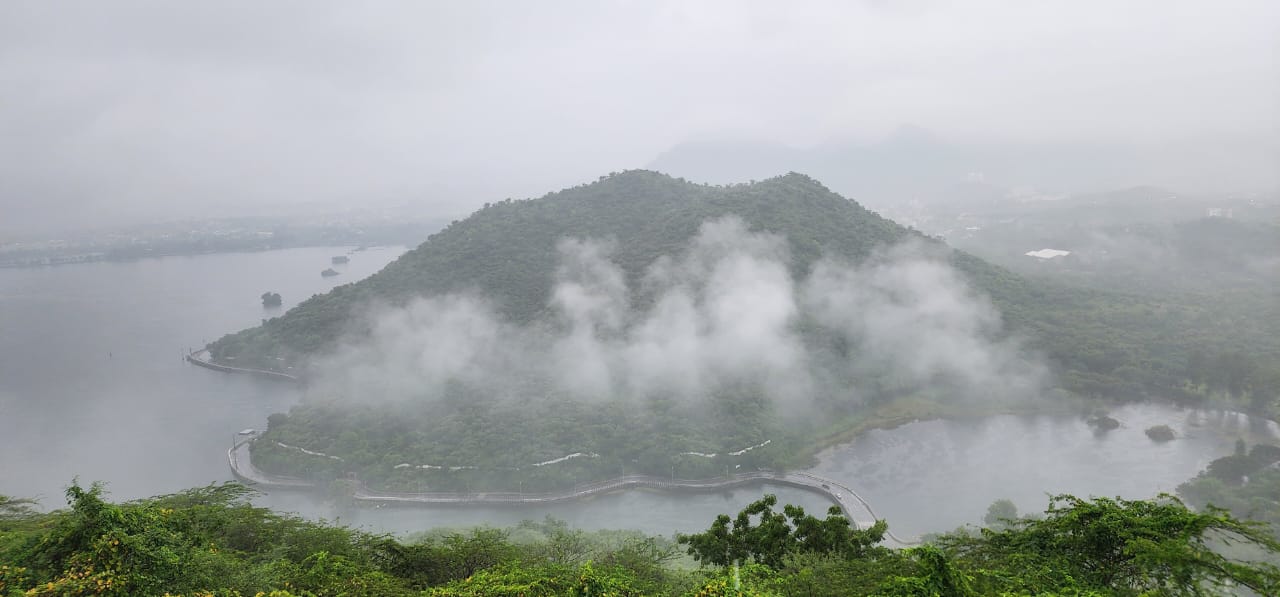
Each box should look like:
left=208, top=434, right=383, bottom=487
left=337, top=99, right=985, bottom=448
left=212, top=171, right=926, bottom=363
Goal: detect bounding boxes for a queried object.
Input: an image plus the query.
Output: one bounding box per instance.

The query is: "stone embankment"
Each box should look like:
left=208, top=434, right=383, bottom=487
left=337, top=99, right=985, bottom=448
left=228, top=436, right=917, bottom=546
left=187, top=349, right=299, bottom=382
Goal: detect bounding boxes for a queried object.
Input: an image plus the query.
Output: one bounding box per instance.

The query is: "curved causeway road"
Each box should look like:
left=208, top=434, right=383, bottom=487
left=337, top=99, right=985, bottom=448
left=188, top=349, right=300, bottom=382
left=228, top=437, right=313, bottom=488
left=228, top=438, right=918, bottom=546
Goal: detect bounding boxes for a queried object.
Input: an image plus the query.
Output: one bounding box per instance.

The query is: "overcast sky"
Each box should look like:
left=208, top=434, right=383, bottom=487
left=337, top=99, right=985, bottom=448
left=2, top=1, right=1277, bottom=237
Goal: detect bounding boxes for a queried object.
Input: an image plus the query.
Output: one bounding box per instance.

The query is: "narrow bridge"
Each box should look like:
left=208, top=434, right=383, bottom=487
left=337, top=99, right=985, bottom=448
left=228, top=437, right=917, bottom=546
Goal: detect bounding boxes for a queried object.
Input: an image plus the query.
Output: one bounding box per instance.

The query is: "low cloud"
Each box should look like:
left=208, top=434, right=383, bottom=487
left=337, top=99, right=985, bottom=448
left=804, top=242, right=1045, bottom=402
left=308, top=217, right=1047, bottom=410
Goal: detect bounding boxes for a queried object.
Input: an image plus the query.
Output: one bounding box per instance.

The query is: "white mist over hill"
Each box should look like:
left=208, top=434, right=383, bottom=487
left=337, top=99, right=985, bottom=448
left=309, top=217, right=1046, bottom=410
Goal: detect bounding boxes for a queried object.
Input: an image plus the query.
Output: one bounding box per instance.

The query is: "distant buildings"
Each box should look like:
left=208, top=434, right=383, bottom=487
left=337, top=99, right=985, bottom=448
left=1025, top=248, right=1071, bottom=260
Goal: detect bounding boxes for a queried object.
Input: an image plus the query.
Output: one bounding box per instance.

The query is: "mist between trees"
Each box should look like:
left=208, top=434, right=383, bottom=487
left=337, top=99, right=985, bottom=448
left=306, top=216, right=1047, bottom=412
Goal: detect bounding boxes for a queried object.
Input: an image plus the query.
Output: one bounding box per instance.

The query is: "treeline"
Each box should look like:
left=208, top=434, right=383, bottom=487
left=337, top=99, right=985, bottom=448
left=3, top=482, right=1278, bottom=596
left=1179, top=439, right=1280, bottom=542
left=1184, top=349, right=1280, bottom=411
left=0, top=483, right=690, bottom=596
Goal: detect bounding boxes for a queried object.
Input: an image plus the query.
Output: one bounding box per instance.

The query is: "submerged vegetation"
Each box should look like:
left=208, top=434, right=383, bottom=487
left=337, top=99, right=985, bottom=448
left=2, top=482, right=1277, bottom=596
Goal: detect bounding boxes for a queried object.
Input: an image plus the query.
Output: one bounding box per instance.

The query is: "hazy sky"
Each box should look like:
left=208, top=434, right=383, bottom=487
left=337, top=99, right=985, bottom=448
left=2, top=1, right=1276, bottom=236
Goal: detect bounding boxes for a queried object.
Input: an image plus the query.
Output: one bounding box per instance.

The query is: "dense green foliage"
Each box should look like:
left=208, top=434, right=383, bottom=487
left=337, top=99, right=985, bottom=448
left=676, top=495, right=888, bottom=568
left=211, top=171, right=909, bottom=364
left=677, top=493, right=1280, bottom=596
left=6, top=483, right=1277, bottom=596
left=0, top=483, right=685, bottom=597
left=1179, top=440, right=1280, bottom=540
left=252, top=390, right=789, bottom=491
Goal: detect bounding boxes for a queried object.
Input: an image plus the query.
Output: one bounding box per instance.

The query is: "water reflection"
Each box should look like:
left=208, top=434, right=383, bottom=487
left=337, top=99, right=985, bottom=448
left=260, top=484, right=838, bottom=538
left=809, top=403, right=1276, bottom=536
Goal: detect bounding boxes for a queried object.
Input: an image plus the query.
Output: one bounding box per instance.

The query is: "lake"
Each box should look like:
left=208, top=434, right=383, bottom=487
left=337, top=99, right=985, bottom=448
left=1, top=247, right=1267, bottom=538
left=808, top=404, right=1277, bottom=537
left=0, top=247, right=401, bottom=504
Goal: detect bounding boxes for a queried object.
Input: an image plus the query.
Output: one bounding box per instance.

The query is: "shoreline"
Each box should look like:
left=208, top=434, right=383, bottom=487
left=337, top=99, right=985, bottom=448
left=791, top=395, right=1083, bottom=469
left=228, top=435, right=918, bottom=546
left=187, top=349, right=300, bottom=383
left=195, top=351, right=1272, bottom=547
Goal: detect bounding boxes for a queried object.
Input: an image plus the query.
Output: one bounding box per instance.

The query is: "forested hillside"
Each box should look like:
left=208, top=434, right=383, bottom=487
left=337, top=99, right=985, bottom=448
left=205, top=171, right=1279, bottom=492
left=210, top=171, right=911, bottom=363
left=210, top=170, right=1276, bottom=402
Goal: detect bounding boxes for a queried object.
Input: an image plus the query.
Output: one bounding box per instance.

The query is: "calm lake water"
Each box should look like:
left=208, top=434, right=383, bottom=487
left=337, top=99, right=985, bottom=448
left=0, top=247, right=401, bottom=505
left=809, top=405, right=1277, bottom=537
left=1, top=247, right=1269, bottom=538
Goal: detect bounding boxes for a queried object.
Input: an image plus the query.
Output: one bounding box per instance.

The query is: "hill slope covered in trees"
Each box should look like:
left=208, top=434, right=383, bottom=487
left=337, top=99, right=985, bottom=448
left=206, top=171, right=1276, bottom=490
left=211, top=170, right=1272, bottom=401
left=211, top=171, right=915, bottom=364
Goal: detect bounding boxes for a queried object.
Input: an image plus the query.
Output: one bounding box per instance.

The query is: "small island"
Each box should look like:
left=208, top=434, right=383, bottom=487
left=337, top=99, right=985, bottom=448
left=260, top=291, right=282, bottom=307
left=1088, top=414, right=1120, bottom=431
left=1145, top=424, right=1176, bottom=442
left=320, top=268, right=340, bottom=277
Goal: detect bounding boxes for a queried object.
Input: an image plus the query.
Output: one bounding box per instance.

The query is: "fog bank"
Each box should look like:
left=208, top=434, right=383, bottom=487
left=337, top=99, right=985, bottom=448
left=310, top=217, right=1047, bottom=409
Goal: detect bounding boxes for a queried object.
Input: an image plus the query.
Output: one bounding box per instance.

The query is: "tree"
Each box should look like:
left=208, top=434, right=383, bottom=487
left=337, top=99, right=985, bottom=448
left=1187, top=349, right=1209, bottom=386
left=876, top=545, right=978, bottom=597
left=940, top=494, right=1280, bottom=595
left=982, top=498, right=1018, bottom=530
left=676, top=494, right=887, bottom=568
left=0, top=495, right=37, bottom=521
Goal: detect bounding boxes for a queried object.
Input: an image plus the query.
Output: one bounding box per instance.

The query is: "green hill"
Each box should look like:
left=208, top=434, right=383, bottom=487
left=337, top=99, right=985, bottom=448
left=211, top=170, right=1273, bottom=399
left=211, top=171, right=1058, bottom=369
left=205, top=171, right=1277, bottom=490
left=210, top=171, right=916, bottom=364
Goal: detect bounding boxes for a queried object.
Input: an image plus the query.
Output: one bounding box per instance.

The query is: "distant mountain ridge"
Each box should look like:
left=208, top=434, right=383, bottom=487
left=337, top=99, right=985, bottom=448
left=648, top=127, right=1280, bottom=210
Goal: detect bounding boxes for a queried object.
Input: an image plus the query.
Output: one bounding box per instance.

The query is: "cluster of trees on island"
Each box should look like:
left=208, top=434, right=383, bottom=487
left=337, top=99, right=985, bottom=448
left=2, top=482, right=1278, bottom=596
